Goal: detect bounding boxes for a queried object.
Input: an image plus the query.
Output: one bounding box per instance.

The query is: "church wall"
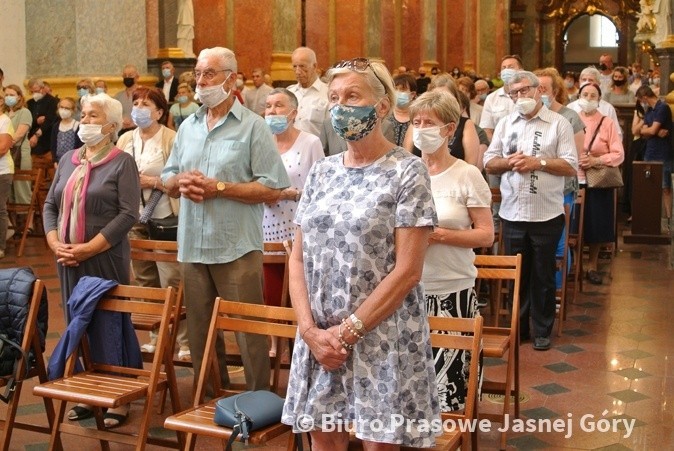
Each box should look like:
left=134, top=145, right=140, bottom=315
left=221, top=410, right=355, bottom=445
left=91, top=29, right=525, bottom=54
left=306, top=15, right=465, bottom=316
left=0, top=0, right=27, bottom=85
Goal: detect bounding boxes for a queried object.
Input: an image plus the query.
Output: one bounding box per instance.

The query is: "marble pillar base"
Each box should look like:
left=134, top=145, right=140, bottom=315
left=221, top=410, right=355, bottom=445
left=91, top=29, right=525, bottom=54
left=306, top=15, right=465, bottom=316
left=421, top=60, right=441, bottom=72
left=271, top=53, right=295, bottom=85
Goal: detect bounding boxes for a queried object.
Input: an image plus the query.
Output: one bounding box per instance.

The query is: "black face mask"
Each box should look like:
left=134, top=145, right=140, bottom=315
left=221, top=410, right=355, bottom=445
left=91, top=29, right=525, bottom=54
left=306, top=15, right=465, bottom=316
left=598, top=63, right=608, bottom=71
left=123, top=77, right=135, bottom=88
left=612, top=78, right=626, bottom=86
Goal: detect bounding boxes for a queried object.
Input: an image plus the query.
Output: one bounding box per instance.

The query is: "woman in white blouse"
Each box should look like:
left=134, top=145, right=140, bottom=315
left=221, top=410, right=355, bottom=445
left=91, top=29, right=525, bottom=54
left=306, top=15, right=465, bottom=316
left=410, top=90, right=494, bottom=412
left=262, top=87, right=323, bottom=356
left=0, top=91, right=14, bottom=259
left=117, top=86, right=189, bottom=363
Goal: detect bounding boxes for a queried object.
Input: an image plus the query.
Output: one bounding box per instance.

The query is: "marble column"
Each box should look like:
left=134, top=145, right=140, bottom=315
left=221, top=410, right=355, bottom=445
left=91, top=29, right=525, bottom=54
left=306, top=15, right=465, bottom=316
left=654, top=3, right=674, bottom=96
left=270, top=0, right=299, bottom=84
left=24, top=0, right=153, bottom=98
left=365, top=0, right=383, bottom=62
left=420, top=0, right=439, bottom=72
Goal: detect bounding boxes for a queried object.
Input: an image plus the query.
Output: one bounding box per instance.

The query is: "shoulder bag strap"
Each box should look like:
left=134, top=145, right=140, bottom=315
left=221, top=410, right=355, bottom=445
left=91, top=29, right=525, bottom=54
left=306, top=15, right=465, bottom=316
left=586, top=116, right=605, bottom=156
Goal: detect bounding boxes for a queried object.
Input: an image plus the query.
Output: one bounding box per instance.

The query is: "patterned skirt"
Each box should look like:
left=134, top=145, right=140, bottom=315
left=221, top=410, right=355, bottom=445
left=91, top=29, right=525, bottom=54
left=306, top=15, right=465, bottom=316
left=425, top=287, right=483, bottom=412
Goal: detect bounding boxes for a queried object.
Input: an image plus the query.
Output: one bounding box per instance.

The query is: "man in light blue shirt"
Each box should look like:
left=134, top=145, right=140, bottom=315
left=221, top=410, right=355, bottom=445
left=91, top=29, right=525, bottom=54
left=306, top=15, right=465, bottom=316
left=162, top=47, right=290, bottom=390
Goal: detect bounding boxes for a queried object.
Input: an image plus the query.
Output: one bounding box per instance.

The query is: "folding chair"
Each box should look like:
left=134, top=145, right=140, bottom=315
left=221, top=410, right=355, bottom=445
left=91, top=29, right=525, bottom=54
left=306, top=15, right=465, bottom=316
left=0, top=279, right=55, bottom=451
left=567, top=188, right=586, bottom=305
left=475, top=254, right=522, bottom=451
left=33, top=284, right=182, bottom=450
left=349, top=316, right=483, bottom=451
left=164, top=299, right=298, bottom=451
left=7, top=168, right=44, bottom=257
left=129, top=238, right=184, bottom=412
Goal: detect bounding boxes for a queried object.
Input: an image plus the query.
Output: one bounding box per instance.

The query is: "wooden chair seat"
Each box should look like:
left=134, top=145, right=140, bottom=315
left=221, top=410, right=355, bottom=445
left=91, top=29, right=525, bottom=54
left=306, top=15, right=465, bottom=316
left=481, top=328, right=509, bottom=357
left=164, top=398, right=292, bottom=444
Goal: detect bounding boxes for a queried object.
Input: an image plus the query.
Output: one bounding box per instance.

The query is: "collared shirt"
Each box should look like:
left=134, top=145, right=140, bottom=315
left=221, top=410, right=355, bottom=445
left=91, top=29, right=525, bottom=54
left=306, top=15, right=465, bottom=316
left=643, top=99, right=673, bottom=161
left=162, top=100, right=291, bottom=264
left=244, top=83, right=273, bottom=116
left=162, top=77, right=174, bottom=102
left=479, top=87, right=513, bottom=131
left=483, top=106, right=578, bottom=222
left=287, top=77, right=329, bottom=137
left=567, top=98, right=622, bottom=138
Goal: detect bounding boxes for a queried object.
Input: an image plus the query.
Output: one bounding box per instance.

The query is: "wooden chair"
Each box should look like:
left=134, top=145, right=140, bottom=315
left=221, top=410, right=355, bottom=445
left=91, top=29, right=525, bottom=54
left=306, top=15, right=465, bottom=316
left=555, top=202, right=571, bottom=336
left=475, top=254, right=522, bottom=451
left=164, top=299, right=298, bottom=451
left=7, top=168, right=45, bottom=257
left=567, top=189, right=586, bottom=305
left=129, top=238, right=184, bottom=412
left=33, top=284, right=182, bottom=450
left=0, top=279, right=56, bottom=451
left=349, top=316, right=483, bottom=451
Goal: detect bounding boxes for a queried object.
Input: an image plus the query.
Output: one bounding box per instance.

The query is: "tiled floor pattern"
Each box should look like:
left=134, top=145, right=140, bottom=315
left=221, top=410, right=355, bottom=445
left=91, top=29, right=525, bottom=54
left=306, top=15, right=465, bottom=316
left=0, top=224, right=672, bottom=450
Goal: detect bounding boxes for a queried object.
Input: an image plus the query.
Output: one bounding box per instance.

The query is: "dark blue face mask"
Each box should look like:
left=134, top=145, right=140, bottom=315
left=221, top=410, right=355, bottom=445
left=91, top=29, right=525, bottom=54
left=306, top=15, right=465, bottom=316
left=330, top=103, right=378, bottom=141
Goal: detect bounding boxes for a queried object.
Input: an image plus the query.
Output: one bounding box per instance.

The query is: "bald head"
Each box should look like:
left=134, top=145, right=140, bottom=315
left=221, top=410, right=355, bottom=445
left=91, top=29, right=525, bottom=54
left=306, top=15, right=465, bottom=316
left=292, top=47, right=318, bottom=88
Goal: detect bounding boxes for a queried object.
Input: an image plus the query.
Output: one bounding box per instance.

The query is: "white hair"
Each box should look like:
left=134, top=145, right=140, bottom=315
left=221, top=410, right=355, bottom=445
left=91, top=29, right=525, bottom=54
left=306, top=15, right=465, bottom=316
left=198, top=47, right=238, bottom=73
left=81, top=93, right=123, bottom=140
left=580, top=66, right=601, bottom=83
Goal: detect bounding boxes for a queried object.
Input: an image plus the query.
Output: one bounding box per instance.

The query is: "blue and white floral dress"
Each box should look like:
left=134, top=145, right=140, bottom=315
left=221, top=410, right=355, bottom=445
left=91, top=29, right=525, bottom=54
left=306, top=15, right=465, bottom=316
left=281, top=147, right=440, bottom=447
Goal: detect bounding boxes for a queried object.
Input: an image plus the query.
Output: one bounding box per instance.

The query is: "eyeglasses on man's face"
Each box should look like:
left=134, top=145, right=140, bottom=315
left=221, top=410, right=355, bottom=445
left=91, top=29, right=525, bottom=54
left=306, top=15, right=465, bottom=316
left=508, top=85, right=534, bottom=100
left=193, top=69, right=232, bottom=81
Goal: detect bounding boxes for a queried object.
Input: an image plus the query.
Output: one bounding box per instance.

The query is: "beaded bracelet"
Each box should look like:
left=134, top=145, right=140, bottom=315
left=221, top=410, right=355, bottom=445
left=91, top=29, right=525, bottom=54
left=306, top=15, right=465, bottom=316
left=338, top=322, right=354, bottom=350
left=341, top=317, right=363, bottom=340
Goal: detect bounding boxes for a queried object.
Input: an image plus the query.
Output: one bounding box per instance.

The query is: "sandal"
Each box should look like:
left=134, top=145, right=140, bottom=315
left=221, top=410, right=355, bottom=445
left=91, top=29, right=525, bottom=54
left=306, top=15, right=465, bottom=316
left=587, top=270, right=602, bottom=285
left=104, top=409, right=129, bottom=429
left=68, top=405, right=94, bottom=421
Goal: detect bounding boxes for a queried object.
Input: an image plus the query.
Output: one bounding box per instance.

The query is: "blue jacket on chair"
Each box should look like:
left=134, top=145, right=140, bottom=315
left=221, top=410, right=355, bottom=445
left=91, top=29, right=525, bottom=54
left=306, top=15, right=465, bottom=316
left=48, top=277, right=142, bottom=380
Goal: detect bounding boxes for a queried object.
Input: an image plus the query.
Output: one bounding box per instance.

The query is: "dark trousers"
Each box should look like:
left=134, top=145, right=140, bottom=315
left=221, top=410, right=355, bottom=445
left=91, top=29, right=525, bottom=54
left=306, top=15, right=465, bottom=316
left=502, top=214, right=565, bottom=338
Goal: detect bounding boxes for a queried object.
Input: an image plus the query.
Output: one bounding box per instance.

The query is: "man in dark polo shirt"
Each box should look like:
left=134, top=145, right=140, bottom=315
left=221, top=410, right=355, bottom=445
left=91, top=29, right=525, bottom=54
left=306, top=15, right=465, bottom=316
left=637, top=86, right=673, bottom=224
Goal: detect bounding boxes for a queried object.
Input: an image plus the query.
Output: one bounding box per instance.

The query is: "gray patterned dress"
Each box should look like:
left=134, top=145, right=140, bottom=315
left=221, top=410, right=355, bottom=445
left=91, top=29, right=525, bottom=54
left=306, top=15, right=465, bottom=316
left=282, top=147, right=440, bottom=447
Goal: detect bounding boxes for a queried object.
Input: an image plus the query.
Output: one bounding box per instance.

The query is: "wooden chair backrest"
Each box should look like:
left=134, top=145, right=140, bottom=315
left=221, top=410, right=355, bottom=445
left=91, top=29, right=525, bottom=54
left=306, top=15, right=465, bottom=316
left=195, top=299, right=297, bottom=404
left=474, top=254, right=522, bottom=331
left=129, top=238, right=179, bottom=263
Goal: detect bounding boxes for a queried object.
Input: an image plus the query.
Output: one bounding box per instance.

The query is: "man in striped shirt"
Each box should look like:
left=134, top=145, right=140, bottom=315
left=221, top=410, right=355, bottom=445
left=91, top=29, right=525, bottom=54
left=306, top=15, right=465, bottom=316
left=484, top=71, right=578, bottom=351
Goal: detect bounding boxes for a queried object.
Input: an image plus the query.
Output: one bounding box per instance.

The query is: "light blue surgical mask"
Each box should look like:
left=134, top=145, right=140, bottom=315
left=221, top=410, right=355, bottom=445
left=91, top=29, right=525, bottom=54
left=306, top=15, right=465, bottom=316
left=78, top=88, right=90, bottom=98
left=396, top=91, right=411, bottom=108
left=501, top=68, right=517, bottom=85
left=131, top=106, right=154, bottom=129
left=95, top=87, right=106, bottom=95
left=175, top=95, right=188, bottom=104
left=4, top=95, right=18, bottom=108
left=265, top=114, right=290, bottom=134
left=330, top=103, right=379, bottom=141
left=162, top=68, right=172, bottom=79
left=541, top=94, right=551, bottom=108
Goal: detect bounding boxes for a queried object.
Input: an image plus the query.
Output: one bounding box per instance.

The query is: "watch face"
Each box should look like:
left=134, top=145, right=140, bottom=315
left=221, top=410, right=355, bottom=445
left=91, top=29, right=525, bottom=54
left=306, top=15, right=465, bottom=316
left=217, top=181, right=226, bottom=191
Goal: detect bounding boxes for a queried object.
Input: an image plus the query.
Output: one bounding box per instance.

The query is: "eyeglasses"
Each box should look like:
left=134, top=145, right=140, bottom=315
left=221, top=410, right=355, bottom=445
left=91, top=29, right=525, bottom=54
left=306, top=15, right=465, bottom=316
left=331, top=57, right=387, bottom=89
left=508, top=85, right=534, bottom=99
left=193, top=69, right=231, bottom=81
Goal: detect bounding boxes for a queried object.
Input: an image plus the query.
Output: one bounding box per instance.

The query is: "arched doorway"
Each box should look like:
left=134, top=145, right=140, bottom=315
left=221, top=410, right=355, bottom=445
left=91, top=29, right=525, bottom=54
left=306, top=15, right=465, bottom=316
left=563, top=13, right=619, bottom=74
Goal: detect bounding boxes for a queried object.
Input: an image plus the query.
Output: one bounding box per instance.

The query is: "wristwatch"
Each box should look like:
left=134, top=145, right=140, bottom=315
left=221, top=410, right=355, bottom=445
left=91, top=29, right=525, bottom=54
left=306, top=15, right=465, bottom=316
left=540, top=159, right=547, bottom=171
left=216, top=181, right=226, bottom=197
left=349, top=314, right=365, bottom=333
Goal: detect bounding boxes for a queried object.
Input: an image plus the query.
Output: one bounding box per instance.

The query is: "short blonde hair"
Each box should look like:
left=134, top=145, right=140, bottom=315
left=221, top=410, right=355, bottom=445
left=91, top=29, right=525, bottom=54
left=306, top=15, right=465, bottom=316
left=409, top=90, right=461, bottom=125
left=325, top=59, right=395, bottom=112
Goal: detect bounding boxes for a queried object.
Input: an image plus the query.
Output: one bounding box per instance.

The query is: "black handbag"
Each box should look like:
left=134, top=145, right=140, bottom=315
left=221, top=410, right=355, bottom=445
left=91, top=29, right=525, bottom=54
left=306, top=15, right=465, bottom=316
left=145, top=215, right=178, bottom=241
left=213, top=390, right=285, bottom=450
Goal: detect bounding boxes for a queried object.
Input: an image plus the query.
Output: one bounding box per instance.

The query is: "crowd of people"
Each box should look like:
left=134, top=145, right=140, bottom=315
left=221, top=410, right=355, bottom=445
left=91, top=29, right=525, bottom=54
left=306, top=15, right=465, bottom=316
left=0, top=47, right=671, bottom=445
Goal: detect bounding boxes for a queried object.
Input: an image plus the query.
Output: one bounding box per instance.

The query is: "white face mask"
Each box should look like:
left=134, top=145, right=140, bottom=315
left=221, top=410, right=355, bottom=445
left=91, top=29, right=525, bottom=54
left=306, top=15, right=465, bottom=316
left=195, top=74, right=231, bottom=108
left=58, top=108, right=73, bottom=120
left=413, top=125, right=448, bottom=154
left=77, top=123, right=109, bottom=146
left=32, top=92, right=44, bottom=102
left=514, top=97, right=537, bottom=115
left=578, top=98, right=598, bottom=114
left=236, top=79, right=244, bottom=89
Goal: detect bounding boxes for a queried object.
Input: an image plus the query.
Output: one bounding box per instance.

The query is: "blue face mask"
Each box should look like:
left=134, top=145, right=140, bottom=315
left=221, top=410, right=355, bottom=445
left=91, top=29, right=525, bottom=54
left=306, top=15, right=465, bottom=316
left=175, top=95, right=188, bottom=104
left=501, top=68, right=517, bottom=85
left=78, top=88, right=90, bottom=98
left=4, top=95, right=18, bottom=107
left=330, top=103, right=378, bottom=141
left=162, top=68, right=172, bottom=79
left=541, top=94, right=551, bottom=108
left=131, top=106, right=154, bottom=129
left=396, top=91, right=411, bottom=108
left=95, top=87, right=105, bottom=95
left=265, top=114, right=290, bottom=135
